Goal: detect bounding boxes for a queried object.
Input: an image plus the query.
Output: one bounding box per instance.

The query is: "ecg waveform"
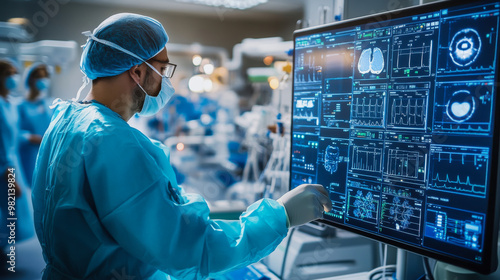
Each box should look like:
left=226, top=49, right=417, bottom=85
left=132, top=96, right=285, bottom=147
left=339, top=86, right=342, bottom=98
left=429, top=146, right=488, bottom=198
left=294, top=96, right=319, bottom=126
left=394, top=43, right=431, bottom=69
left=386, top=149, right=420, bottom=179
left=351, top=146, right=383, bottom=172
left=295, top=52, right=323, bottom=83
left=391, top=33, right=433, bottom=78
left=352, top=98, right=384, bottom=118
left=351, top=93, right=385, bottom=127
left=431, top=173, right=486, bottom=196
left=389, top=98, right=426, bottom=128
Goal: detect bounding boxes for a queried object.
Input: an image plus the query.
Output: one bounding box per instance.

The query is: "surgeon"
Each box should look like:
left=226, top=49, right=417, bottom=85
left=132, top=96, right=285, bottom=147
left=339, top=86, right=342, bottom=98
left=0, top=60, right=35, bottom=268
left=31, top=13, right=332, bottom=280
left=18, top=63, right=53, bottom=187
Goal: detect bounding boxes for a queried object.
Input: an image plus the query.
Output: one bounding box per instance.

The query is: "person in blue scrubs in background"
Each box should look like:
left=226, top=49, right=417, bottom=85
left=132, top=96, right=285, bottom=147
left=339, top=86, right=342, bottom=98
left=0, top=60, right=35, bottom=272
left=18, top=63, right=53, bottom=188
left=31, top=13, right=332, bottom=280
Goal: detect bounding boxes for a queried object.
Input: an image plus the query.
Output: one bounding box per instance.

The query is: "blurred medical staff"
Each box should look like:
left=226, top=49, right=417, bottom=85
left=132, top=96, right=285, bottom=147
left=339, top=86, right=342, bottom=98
left=0, top=60, right=35, bottom=269
left=18, top=63, right=53, bottom=187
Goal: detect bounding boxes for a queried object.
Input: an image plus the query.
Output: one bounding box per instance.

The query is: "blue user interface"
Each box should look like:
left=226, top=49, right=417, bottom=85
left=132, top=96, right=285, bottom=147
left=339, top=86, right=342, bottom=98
left=291, top=1, right=499, bottom=268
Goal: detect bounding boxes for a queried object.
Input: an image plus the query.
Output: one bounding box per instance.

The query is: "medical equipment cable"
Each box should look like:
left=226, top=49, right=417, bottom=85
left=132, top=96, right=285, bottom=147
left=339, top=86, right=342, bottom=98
left=280, top=227, right=297, bottom=279
left=422, top=257, right=435, bottom=280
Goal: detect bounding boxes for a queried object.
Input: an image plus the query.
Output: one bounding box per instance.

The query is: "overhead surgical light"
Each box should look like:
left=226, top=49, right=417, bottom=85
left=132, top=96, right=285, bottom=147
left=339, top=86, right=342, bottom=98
left=188, top=74, right=213, bottom=93
left=176, top=0, right=268, bottom=10
left=192, top=55, right=202, bottom=66
left=203, top=78, right=213, bottom=92
left=189, top=75, right=205, bottom=93
left=176, top=142, right=185, bottom=151
left=200, top=58, right=214, bottom=74
left=203, top=63, right=214, bottom=75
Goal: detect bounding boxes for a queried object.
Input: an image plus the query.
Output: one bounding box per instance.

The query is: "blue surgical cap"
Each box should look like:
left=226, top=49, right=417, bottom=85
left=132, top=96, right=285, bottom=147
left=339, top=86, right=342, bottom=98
left=24, top=63, right=50, bottom=88
left=80, top=13, right=169, bottom=80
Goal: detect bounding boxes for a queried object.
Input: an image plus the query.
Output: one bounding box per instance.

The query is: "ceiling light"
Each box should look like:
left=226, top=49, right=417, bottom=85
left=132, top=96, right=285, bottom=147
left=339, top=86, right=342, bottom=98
left=176, top=0, right=268, bottom=10
left=192, top=55, right=202, bottom=66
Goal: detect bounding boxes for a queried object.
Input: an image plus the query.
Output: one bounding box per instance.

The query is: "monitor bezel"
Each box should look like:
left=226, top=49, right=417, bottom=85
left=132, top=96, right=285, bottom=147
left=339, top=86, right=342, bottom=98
left=291, top=0, right=500, bottom=274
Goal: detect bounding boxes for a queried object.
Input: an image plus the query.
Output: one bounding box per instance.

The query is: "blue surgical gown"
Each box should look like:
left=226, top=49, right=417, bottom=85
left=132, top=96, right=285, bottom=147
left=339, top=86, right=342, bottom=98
left=18, top=98, right=52, bottom=187
left=31, top=100, right=288, bottom=280
left=0, top=96, right=35, bottom=247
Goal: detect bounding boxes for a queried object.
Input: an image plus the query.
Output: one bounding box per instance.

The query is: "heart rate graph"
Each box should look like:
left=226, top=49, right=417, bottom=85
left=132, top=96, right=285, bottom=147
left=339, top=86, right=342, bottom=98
left=295, top=50, right=323, bottom=83
left=387, top=89, right=428, bottom=130
left=392, top=32, right=434, bottom=78
left=294, top=92, right=320, bottom=127
left=386, top=150, right=420, bottom=179
left=351, top=91, right=386, bottom=127
left=349, top=139, right=384, bottom=177
left=429, top=145, right=489, bottom=198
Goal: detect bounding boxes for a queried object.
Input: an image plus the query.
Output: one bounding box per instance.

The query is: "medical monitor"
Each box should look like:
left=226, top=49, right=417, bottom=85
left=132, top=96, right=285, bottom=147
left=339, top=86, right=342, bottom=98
left=290, top=0, right=500, bottom=274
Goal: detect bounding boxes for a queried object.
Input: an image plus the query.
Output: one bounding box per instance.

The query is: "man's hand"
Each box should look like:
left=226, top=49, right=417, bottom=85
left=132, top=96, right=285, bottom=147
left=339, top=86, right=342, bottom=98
left=277, top=184, right=332, bottom=227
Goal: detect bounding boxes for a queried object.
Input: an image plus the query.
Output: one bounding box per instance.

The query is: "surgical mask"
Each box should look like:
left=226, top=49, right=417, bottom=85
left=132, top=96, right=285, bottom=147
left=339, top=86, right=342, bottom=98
left=35, top=78, right=51, bottom=91
left=5, top=74, right=20, bottom=91
left=81, top=31, right=175, bottom=115
left=136, top=63, right=175, bottom=116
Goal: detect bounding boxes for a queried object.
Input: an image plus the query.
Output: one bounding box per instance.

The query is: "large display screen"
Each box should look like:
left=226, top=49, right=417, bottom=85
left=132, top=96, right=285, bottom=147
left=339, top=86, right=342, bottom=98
left=291, top=0, right=500, bottom=274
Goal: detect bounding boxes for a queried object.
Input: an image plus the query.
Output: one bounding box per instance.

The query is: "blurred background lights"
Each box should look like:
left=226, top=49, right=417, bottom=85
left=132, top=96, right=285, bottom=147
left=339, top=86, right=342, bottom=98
left=192, top=55, right=202, bottom=66
left=188, top=75, right=205, bottom=93
left=268, top=76, right=279, bottom=90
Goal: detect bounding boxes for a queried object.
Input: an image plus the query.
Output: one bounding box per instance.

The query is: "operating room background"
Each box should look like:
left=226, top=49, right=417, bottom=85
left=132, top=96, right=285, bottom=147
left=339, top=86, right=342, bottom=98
left=0, top=0, right=420, bottom=101
left=0, top=1, right=459, bottom=279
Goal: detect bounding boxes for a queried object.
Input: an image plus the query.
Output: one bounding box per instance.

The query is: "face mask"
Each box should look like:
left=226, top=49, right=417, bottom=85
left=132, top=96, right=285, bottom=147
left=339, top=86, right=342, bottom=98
left=136, top=63, right=175, bottom=116
left=81, top=31, right=175, bottom=115
left=35, top=78, right=51, bottom=91
left=5, top=74, right=20, bottom=91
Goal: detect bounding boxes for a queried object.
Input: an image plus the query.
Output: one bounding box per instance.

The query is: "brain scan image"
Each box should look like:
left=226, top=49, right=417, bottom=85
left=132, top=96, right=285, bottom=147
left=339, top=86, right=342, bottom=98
left=449, top=28, right=482, bottom=67
left=324, top=145, right=340, bottom=174
left=357, top=47, right=385, bottom=75
left=446, top=90, right=476, bottom=123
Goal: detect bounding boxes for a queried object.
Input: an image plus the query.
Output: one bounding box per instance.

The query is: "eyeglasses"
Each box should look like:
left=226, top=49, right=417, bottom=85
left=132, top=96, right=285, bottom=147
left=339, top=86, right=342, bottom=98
left=162, top=63, right=177, bottom=78
left=148, top=59, right=177, bottom=78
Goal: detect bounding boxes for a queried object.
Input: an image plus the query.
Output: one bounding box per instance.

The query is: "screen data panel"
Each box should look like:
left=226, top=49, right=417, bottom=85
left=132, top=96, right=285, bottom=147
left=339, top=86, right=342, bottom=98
left=291, top=0, right=500, bottom=273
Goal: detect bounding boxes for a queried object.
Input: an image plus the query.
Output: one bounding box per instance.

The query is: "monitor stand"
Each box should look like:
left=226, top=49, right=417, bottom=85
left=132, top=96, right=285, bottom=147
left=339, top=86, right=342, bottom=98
left=396, top=248, right=407, bottom=280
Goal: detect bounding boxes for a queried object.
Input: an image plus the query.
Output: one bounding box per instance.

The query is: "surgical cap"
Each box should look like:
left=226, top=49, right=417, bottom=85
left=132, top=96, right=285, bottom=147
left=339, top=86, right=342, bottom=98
left=24, top=63, right=50, bottom=88
left=80, top=13, right=169, bottom=80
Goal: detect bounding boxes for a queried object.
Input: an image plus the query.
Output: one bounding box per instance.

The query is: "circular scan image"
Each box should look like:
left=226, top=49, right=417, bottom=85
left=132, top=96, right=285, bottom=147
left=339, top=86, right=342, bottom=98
left=449, top=28, right=482, bottom=67
left=446, top=90, right=476, bottom=123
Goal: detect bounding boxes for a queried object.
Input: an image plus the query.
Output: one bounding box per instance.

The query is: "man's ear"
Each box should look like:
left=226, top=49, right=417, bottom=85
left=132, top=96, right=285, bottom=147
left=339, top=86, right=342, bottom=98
left=128, top=64, right=144, bottom=85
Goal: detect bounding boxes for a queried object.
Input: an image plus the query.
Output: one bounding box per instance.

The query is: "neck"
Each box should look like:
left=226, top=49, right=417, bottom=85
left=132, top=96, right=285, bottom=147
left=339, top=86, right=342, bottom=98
left=83, top=75, right=137, bottom=121
left=28, top=89, right=40, bottom=101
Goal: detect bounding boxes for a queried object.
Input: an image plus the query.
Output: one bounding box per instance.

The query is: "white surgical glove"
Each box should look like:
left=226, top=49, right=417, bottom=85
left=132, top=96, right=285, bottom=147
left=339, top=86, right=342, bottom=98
left=277, top=184, right=333, bottom=227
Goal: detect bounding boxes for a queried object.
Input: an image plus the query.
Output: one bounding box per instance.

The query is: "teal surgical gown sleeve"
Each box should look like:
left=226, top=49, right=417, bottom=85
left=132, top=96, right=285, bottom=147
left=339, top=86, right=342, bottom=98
left=32, top=101, right=288, bottom=280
